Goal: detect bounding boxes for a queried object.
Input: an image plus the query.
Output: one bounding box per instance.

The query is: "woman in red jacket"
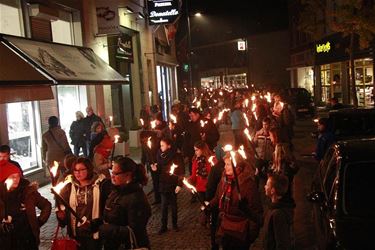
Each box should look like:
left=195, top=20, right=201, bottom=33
left=189, top=141, right=215, bottom=202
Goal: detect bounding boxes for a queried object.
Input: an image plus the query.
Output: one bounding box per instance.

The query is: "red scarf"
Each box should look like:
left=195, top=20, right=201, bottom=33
left=219, top=175, right=235, bottom=213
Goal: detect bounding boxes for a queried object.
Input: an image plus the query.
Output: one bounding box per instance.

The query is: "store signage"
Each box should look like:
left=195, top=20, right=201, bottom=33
left=116, top=33, right=133, bottom=62
left=316, top=41, right=331, bottom=53
left=238, top=41, right=246, bottom=51
left=147, top=0, right=180, bottom=25
left=96, top=0, right=119, bottom=35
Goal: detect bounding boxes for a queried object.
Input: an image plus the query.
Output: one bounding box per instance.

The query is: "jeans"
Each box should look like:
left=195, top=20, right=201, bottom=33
left=161, top=192, right=178, bottom=229
left=151, top=170, right=161, bottom=202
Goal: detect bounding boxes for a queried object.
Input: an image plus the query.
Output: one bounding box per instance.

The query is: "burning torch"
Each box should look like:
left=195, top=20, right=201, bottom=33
left=182, top=178, right=207, bottom=208
left=110, top=135, right=120, bottom=163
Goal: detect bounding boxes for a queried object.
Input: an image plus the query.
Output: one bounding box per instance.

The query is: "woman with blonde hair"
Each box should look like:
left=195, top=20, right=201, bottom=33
left=269, top=127, right=298, bottom=204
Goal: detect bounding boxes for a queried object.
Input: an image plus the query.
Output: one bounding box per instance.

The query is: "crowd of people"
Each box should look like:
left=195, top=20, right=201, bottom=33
left=0, top=87, right=331, bottom=250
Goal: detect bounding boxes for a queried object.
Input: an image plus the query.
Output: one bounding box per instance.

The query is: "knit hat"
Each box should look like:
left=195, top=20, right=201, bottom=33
left=0, top=162, right=21, bottom=182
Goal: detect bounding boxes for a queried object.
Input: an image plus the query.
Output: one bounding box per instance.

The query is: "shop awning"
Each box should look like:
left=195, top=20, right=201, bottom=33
left=0, top=34, right=126, bottom=85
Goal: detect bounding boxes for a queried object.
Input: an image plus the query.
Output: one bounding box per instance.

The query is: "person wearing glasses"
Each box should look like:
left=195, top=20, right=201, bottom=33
left=98, top=157, right=151, bottom=250
left=56, top=157, right=111, bottom=250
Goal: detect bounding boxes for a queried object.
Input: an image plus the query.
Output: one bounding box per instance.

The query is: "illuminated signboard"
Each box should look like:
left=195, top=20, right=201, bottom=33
left=147, top=0, right=180, bottom=25
left=238, top=40, right=246, bottom=51
left=316, top=41, right=331, bottom=53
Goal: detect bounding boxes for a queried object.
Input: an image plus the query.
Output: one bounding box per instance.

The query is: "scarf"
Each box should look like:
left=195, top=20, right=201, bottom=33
left=69, top=174, right=104, bottom=239
left=219, top=175, right=235, bottom=213
left=196, top=156, right=208, bottom=178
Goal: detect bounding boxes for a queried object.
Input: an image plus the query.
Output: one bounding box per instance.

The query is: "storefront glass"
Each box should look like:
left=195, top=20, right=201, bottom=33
left=320, top=63, right=342, bottom=103
left=297, top=67, right=314, bottom=94
left=0, top=0, right=24, bottom=36
left=57, top=86, right=87, bottom=142
left=320, top=64, right=331, bottom=103
left=157, top=65, right=176, bottom=119
left=6, top=102, right=37, bottom=171
left=355, top=58, right=373, bottom=107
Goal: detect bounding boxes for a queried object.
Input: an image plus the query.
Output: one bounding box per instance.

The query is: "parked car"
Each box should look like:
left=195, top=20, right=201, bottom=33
left=284, top=87, right=315, bottom=117
left=312, top=108, right=375, bottom=140
left=307, top=138, right=375, bottom=250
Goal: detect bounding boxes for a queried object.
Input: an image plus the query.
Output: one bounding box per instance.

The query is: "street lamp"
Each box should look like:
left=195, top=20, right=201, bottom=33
left=186, top=1, right=193, bottom=91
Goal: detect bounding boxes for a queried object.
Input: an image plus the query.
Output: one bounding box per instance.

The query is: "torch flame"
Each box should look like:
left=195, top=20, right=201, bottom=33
left=140, top=118, right=144, bottom=126
left=238, top=145, right=247, bottom=159
left=50, top=161, right=59, bottom=178
left=251, top=103, right=257, bottom=112
left=244, top=99, right=249, bottom=107
left=169, top=163, right=178, bottom=175
left=251, top=95, right=256, bottom=101
left=114, top=135, right=120, bottom=143
left=52, top=179, right=70, bottom=194
left=5, top=178, right=13, bottom=191
left=219, top=91, right=223, bottom=96
left=147, top=137, right=152, bottom=149
left=151, top=120, right=157, bottom=129
left=243, top=113, right=250, bottom=127
left=213, top=118, right=217, bottom=124
left=170, top=114, right=177, bottom=124
left=230, top=151, right=237, bottom=167
left=208, top=156, right=215, bottom=166
left=109, top=116, right=113, bottom=122
left=313, top=118, right=319, bottom=123
left=223, top=144, right=233, bottom=152
left=265, top=92, right=272, bottom=103
left=280, top=102, right=284, bottom=109
left=192, top=97, right=197, bottom=103
left=182, top=178, right=197, bottom=193
left=196, top=100, right=201, bottom=108
left=244, top=128, right=252, bottom=141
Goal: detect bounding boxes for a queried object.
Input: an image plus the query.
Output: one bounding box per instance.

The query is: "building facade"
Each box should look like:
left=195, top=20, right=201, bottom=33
left=0, top=0, right=179, bottom=183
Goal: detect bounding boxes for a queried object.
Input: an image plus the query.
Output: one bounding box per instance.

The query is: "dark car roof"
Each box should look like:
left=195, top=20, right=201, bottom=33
left=336, top=138, right=375, bottom=162
left=329, top=107, right=375, bottom=115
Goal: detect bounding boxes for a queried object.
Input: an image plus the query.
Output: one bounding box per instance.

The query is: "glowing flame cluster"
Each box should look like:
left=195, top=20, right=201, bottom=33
left=243, top=113, right=250, bottom=127
left=244, top=128, right=252, bottom=141
left=147, top=137, right=152, bottom=149
left=200, top=120, right=208, bottom=128
left=265, top=92, right=272, bottom=103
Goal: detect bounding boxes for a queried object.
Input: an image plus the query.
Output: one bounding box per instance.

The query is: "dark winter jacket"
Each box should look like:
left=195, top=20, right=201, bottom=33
left=205, top=159, right=225, bottom=201
left=69, top=119, right=86, bottom=146
left=156, top=147, right=184, bottom=193
left=0, top=179, right=51, bottom=247
left=183, top=119, right=202, bottom=158
left=315, top=131, right=335, bottom=161
left=263, top=200, right=295, bottom=250
left=99, top=182, right=151, bottom=249
left=201, top=118, right=220, bottom=150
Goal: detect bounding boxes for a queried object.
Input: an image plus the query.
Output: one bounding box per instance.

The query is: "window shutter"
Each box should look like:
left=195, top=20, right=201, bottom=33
left=30, top=17, right=52, bottom=42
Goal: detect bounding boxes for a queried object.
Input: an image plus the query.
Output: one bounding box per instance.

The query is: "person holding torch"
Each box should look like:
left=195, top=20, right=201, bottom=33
left=56, top=157, right=111, bottom=250
left=156, top=137, right=184, bottom=234
left=0, top=165, right=51, bottom=249
left=205, top=153, right=263, bottom=250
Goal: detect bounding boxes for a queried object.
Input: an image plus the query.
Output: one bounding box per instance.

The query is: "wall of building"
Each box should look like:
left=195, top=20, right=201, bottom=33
left=248, top=30, right=290, bottom=89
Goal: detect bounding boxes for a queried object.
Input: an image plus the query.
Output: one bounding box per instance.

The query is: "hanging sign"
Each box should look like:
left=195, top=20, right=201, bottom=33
left=96, top=0, right=120, bottom=35
left=147, top=0, right=180, bottom=25
left=116, top=33, right=134, bottom=62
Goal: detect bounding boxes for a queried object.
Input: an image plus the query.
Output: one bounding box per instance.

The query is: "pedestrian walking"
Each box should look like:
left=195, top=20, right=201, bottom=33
left=42, top=116, right=72, bottom=168
left=314, top=118, right=335, bottom=163
left=70, top=111, right=87, bottom=157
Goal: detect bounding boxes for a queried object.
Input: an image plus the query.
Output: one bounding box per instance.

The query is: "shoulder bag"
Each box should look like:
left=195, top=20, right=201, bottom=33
left=51, top=225, right=78, bottom=250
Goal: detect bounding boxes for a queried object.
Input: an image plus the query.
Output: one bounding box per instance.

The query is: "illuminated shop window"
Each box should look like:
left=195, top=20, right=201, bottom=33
left=6, top=102, right=38, bottom=171
left=355, top=58, right=373, bottom=107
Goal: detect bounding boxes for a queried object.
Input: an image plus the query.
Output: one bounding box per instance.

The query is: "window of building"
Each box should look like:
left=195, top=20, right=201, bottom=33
left=0, top=0, right=24, bottom=36
left=321, top=64, right=331, bottom=103
left=355, top=58, right=373, bottom=107
left=6, top=102, right=38, bottom=171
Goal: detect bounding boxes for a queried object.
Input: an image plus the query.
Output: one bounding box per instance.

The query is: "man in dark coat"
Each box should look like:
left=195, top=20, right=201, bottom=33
left=69, top=111, right=87, bottom=157
left=315, top=118, right=335, bottom=162
left=263, top=174, right=295, bottom=250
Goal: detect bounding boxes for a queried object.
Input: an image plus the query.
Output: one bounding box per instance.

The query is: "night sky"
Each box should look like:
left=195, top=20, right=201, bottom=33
left=177, top=0, right=289, bottom=47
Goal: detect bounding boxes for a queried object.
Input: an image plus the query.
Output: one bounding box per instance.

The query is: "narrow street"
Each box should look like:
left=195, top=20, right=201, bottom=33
left=39, top=117, right=318, bottom=250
